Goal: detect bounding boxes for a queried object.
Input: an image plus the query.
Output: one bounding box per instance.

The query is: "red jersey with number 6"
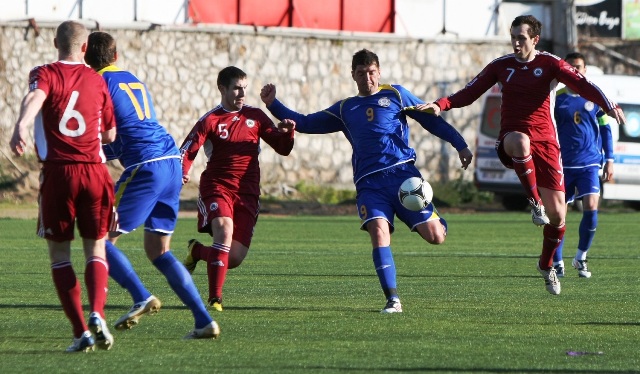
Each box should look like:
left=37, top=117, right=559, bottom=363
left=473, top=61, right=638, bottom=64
left=435, top=51, right=618, bottom=142
left=180, top=105, right=294, bottom=195
left=30, top=61, right=116, bottom=163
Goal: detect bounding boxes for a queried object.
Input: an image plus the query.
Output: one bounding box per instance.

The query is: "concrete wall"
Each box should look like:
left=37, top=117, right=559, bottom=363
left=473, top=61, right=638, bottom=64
left=0, top=20, right=512, bottom=195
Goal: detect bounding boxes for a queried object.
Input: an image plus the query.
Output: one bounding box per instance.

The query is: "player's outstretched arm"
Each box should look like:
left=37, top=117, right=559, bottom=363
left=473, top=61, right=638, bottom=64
left=608, top=107, right=626, bottom=125
left=260, top=84, right=277, bottom=107
left=415, top=102, right=441, bottom=116
left=458, top=148, right=473, bottom=170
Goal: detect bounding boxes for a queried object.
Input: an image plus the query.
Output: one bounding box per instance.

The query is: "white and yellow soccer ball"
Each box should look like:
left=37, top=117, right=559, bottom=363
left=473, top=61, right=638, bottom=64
left=398, top=177, right=433, bottom=211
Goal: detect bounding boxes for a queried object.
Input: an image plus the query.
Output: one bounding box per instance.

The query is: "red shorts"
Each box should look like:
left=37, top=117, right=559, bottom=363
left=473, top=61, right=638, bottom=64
left=497, top=135, right=564, bottom=191
left=38, top=163, right=115, bottom=242
left=197, top=186, right=259, bottom=248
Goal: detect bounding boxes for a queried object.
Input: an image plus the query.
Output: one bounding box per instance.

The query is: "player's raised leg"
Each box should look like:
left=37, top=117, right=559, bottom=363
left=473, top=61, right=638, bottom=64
left=502, top=132, right=549, bottom=226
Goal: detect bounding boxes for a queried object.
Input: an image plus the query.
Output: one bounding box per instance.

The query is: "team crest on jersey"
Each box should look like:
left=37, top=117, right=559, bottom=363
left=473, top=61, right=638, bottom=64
left=246, top=119, right=255, bottom=128
left=210, top=202, right=219, bottom=211
left=584, top=101, right=595, bottom=111
left=533, top=68, right=543, bottom=77
left=378, top=97, right=391, bottom=107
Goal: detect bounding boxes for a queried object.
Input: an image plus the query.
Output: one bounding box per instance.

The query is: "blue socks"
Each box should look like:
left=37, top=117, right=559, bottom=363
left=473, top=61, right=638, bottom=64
left=553, top=237, right=565, bottom=263
left=578, top=210, right=597, bottom=253
left=372, top=246, right=397, bottom=300
left=152, top=251, right=212, bottom=328
left=105, top=241, right=152, bottom=303
left=553, top=209, right=597, bottom=263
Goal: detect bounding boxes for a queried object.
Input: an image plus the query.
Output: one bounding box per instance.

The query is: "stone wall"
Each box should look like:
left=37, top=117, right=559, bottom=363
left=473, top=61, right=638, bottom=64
left=0, top=21, right=513, bottom=194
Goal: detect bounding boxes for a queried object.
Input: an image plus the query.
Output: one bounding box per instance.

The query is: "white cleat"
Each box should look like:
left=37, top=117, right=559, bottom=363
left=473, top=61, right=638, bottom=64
left=114, top=295, right=162, bottom=330
left=380, top=299, right=403, bottom=314
left=88, top=312, right=114, bottom=350
left=537, top=263, right=561, bottom=295
left=530, top=200, right=550, bottom=226
left=572, top=259, right=592, bottom=278
left=65, top=330, right=95, bottom=353
left=184, top=321, right=221, bottom=339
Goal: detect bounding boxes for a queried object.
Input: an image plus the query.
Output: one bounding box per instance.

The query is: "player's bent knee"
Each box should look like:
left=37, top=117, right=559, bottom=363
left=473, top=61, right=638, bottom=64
left=418, top=229, right=445, bottom=245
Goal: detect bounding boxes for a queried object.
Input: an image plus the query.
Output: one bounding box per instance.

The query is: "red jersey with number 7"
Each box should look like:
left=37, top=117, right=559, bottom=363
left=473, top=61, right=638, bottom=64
left=435, top=51, right=618, bottom=142
left=29, top=61, right=116, bottom=163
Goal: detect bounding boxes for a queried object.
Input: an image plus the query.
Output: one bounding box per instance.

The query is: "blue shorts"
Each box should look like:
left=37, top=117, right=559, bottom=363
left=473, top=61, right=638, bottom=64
left=114, top=157, right=182, bottom=234
left=355, top=162, right=442, bottom=233
left=564, top=166, right=601, bottom=204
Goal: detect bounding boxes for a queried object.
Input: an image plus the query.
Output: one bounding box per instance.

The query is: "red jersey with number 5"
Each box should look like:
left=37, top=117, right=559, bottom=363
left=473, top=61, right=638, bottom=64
left=435, top=51, right=617, bottom=142
left=30, top=61, right=116, bottom=163
left=180, top=105, right=294, bottom=195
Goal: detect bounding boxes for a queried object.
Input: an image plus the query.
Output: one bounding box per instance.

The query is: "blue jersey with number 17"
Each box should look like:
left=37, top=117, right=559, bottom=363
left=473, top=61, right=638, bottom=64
left=98, top=65, right=179, bottom=169
left=268, top=84, right=467, bottom=184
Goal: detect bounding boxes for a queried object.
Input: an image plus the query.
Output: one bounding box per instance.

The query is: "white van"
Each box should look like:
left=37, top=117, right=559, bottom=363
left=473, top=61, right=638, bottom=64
left=474, top=74, right=640, bottom=210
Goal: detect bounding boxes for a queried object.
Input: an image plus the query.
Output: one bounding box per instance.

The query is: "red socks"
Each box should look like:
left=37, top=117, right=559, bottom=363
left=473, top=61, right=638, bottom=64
left=51, top=262, right=86, bottom=338
left=512, top=155, right=541, bottom=203
left=206, top=243, right=231, bottom=301
left=540, top=224, right=566, bottom=269
left=85, top=256, right=109, bottom=319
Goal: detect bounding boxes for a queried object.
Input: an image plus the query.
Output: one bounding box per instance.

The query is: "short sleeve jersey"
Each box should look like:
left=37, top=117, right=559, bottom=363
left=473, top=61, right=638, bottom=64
left=436, top=51, right=617, bottom=142
left=180, top=105, right=294, bottom=195
left=30, top=61, right=115, bottom=163
left=98, top=65, right=179, bottom=168
left=555, top=87, right=607, bottom=167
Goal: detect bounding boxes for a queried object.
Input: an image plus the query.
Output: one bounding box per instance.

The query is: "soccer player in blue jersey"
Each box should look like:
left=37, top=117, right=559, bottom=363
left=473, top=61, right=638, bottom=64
left=261, top=49, right=473, bottom=313
left=84, top=31, right=219, bottom=339
left=552, top=52, right=614, bottom=279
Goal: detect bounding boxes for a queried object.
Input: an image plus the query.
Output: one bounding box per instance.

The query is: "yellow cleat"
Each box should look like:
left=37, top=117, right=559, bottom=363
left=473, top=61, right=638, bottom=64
left=209, top=297, right=223, bottom=312
left=184, top=239, right=200, bottom=274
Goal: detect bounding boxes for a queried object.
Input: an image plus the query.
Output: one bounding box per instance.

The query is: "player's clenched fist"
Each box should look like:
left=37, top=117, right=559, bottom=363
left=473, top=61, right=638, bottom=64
left=260, top=84, right=276, bottom=106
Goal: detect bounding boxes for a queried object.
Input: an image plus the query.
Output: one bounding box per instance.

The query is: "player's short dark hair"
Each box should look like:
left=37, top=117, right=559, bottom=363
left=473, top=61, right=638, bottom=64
left=85, top=32, right=117, bottom=71
left=351, top=49, right=379, bottom=71
left=565, top=52, right=586, bottom=63
left=511, top=15, right=542, bottom=38
left=217, top=66, right=247, bottom=88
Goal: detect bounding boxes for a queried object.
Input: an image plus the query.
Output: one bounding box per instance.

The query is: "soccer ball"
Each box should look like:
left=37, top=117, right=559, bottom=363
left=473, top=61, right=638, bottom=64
left=398, top=177, right=433, bottom=211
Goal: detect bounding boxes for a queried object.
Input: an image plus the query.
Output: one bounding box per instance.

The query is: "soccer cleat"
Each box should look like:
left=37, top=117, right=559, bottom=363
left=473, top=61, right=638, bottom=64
left=65, top=331, right=95, bottom=353
left=88, top=312, right=114, bottom=350
left=530, top=200, right=550, bottom=226
left=209, top=297, right=223, bottom=312
left=572, top=259, right=592, bottom=278
left=184, top=239, right=200, bottom=274
left=537, top=263, right=561, bottom=295
left=554, top=264, right=565, bottom=278
left=380, top=299, right=403, bottom=314
left=114, top=295, right=162, bottom=330
left=183, top=321, right=221, bottom=340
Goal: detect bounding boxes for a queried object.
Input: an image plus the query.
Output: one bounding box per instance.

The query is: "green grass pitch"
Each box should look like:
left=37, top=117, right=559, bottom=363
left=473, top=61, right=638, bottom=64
left=0, top=212, right=638, bottom=373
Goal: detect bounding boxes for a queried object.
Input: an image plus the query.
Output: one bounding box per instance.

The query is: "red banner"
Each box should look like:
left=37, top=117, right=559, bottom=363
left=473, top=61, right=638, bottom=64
left=189, top=0, right=393, bottom=33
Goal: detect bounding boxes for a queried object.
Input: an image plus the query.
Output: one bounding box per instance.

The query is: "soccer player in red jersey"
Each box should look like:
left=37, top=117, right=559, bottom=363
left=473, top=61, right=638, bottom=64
left=179, top=66, right=295, bottom=311
left=421, top=15, right=626, bottom=295
left=10, top=21, right=117, bottom=352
